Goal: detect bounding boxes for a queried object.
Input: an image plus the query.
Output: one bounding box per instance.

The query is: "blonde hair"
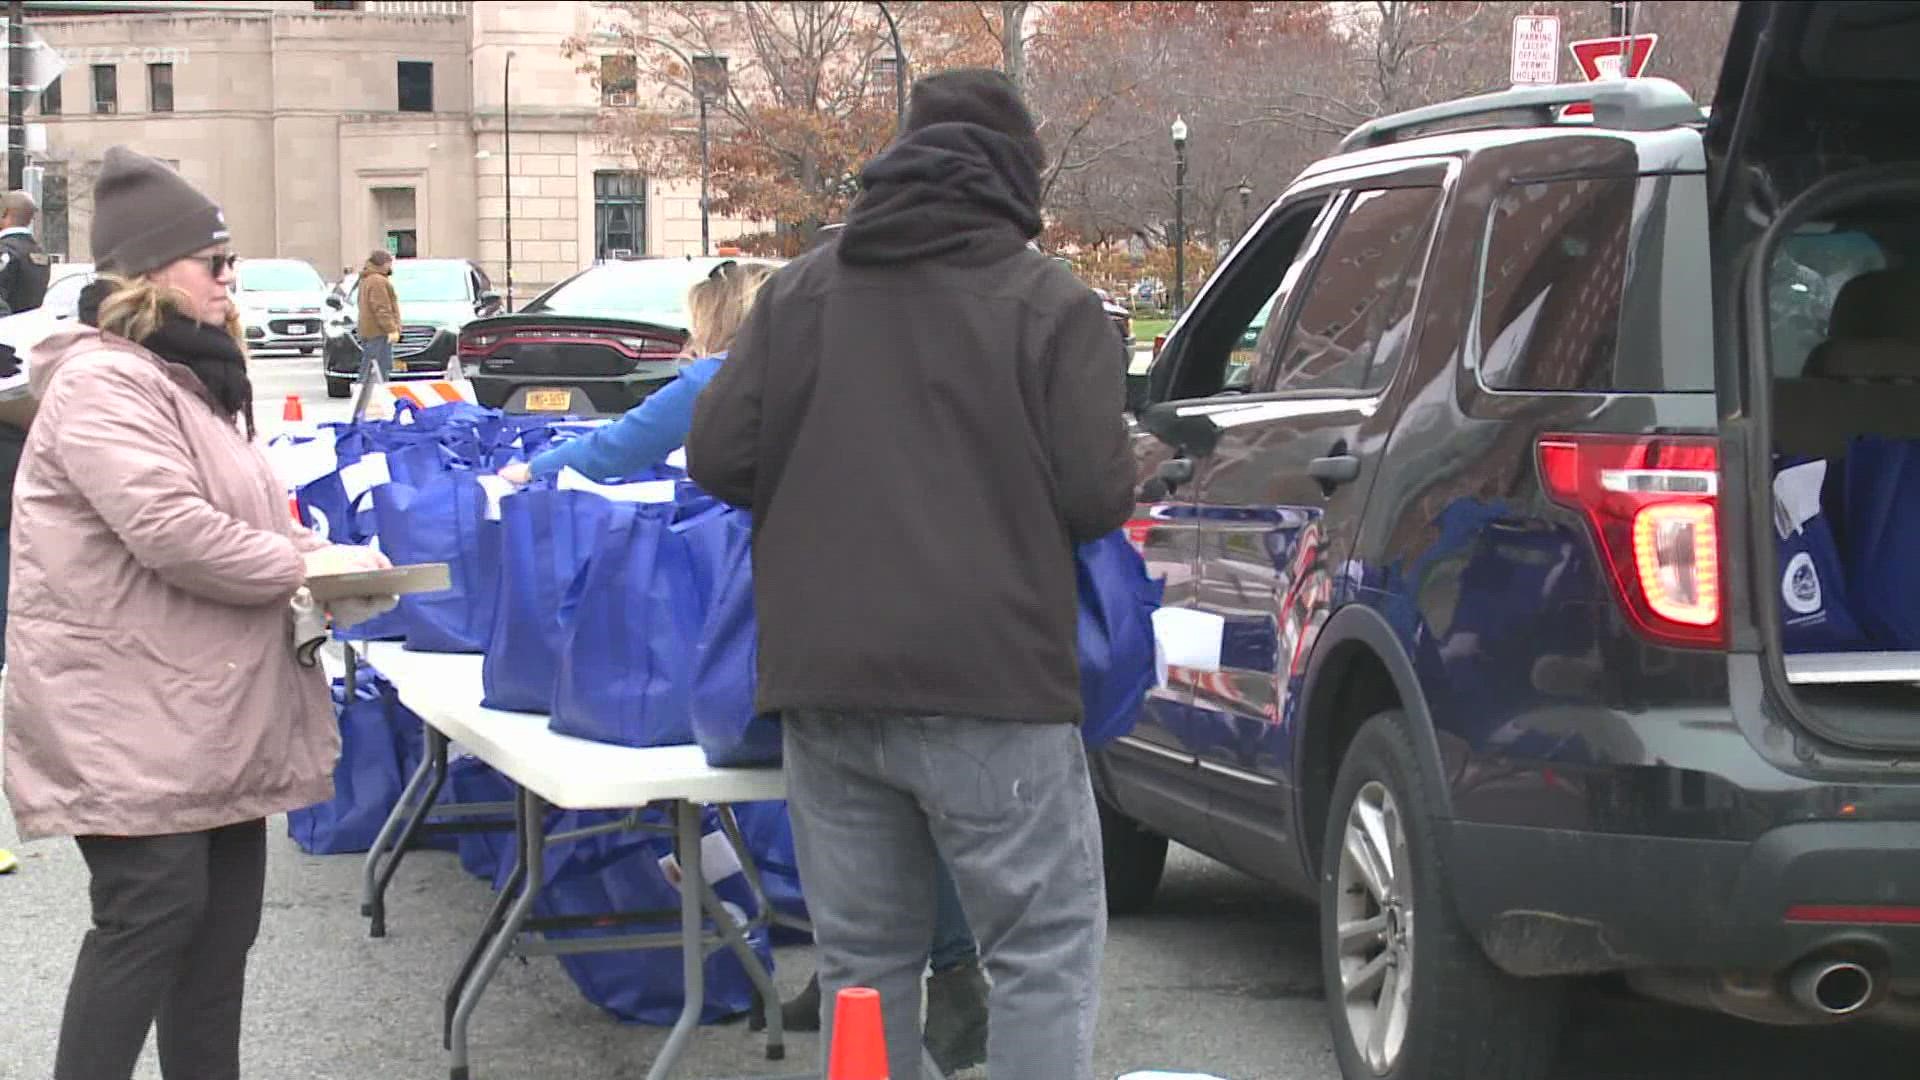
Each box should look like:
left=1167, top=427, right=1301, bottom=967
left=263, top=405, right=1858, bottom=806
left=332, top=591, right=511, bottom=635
left=685, top=262, right=776, bottom=357
left=94, top=271, right=255, bottom=433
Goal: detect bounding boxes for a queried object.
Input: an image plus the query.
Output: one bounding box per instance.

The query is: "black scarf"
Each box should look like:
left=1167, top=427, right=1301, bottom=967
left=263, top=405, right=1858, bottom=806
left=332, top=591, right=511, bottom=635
left=838, top=121, right=1043, bottom=268
left=80, top=277, right=254, bottom=433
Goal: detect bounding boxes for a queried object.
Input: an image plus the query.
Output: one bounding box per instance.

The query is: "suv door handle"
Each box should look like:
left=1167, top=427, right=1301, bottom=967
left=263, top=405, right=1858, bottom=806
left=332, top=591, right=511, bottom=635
left=1307, top=454, right=1361, bottom=488
left=1139, top=457, right=1194, bottom=502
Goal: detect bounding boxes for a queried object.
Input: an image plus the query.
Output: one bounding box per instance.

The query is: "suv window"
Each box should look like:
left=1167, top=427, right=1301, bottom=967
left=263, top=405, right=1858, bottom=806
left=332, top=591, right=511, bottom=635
left=1265, top=186, right=1442, bottom=394
left=1163, top=197, right=1335, bottom=401
left=1769, top=227, right=1890, bottom=377
left=1478, top=174, right=1714, bottom=392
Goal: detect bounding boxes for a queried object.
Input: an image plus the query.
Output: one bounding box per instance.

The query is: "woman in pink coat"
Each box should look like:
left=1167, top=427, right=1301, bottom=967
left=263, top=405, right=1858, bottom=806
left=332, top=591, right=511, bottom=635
left=2, top=145, right=375, bottom=1080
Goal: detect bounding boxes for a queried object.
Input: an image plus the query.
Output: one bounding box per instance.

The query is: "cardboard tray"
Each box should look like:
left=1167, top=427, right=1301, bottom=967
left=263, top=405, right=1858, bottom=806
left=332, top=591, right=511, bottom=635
left=306, top=562, right=451, bottom=603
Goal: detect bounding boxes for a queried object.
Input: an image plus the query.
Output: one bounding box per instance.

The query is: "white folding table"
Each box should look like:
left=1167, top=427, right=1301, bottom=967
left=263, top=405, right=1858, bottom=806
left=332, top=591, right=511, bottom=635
left=342, top=642, right=794, bottom=1080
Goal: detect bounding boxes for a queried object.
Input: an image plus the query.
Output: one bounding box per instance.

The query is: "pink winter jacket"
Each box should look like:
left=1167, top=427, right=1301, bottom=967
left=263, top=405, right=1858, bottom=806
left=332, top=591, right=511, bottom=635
left=2, top=326, right=338, bottom=840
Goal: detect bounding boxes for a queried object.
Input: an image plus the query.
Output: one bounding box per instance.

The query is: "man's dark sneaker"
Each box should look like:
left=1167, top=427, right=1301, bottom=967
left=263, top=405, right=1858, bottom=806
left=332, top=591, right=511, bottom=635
left=924, top=962, right=989, bottom=1075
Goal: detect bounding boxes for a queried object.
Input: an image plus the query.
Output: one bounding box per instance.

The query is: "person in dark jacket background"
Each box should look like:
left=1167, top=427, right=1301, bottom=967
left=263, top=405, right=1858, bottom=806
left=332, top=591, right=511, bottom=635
left=0, top=189, right=49, bottom=673
left=687, top=69, right=1133, bottom=1079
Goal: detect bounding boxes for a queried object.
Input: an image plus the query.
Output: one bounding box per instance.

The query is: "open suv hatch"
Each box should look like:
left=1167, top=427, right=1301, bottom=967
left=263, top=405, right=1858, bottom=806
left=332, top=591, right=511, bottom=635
left=1107, top=5, right=1920, bottom=1078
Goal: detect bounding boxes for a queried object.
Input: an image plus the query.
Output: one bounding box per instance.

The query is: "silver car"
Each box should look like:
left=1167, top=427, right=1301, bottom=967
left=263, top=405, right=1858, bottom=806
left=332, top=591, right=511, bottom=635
left=233, top=258, right=330, bottom=355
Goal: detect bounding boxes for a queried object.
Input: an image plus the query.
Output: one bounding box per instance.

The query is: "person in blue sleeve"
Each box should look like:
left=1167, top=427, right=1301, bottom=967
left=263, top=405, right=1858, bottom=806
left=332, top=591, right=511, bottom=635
left=499, top=258, right=994, bottom=1071
left=497, top=260, right=777, bottom=486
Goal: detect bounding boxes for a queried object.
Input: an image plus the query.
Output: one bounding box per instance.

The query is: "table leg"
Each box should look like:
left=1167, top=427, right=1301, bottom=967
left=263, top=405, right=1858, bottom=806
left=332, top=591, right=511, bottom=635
left=643, top=801, right=707, bottom=1080
left=447, top=785, right=545, bottom=1080
left=694, top=858, right=784, bottom=1061
left=364, top=724, right=450, bottom=938
left=444, top=789, right=532, bottom=1049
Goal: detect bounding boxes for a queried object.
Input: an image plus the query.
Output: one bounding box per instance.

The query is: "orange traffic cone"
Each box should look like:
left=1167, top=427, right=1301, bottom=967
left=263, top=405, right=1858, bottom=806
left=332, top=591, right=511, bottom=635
left=283, top=394, right=304, bottom=422
left=827, top=987, right=889, bottom=1080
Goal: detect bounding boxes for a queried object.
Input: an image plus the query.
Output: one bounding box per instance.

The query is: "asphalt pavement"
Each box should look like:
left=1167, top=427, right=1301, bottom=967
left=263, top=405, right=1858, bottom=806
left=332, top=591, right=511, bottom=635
left=0, top=351, right=1914, bottom=1079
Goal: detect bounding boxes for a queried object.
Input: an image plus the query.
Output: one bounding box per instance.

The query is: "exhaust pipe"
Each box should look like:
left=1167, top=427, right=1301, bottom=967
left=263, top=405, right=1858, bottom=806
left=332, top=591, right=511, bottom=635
left=1789, top=958, right=1876, bottom=1016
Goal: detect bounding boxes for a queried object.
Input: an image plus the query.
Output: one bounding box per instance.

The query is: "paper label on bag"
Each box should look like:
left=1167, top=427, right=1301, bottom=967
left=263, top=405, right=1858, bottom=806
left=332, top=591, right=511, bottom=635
left=338, top=452, right=391, bottom=501
left=266, top=435, right=340, bottom=491
left=665, top=446, right=688, bottom=470
left=656, top=829, right=746, bottom=889
left=1773, top=459, right=1827, bottom=540
left=558, top=467, right=676, bottom=504
left=476, top=474, right=516, bottom=521
left=1152, top=607, right=1226, bottom=673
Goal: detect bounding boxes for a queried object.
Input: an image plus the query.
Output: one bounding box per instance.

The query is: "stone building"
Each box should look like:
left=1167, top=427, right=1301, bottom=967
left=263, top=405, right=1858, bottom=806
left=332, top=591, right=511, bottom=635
left=26, top=0, right=747, bottom=303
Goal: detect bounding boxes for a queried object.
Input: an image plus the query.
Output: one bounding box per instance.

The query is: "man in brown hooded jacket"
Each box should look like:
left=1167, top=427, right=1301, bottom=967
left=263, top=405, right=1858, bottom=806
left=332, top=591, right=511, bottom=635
left=356, top=248, right=402, bottom=379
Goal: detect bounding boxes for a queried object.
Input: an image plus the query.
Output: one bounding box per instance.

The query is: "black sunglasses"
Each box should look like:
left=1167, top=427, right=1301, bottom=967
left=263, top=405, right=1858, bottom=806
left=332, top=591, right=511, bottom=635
left=708, top=259, right=737, bottom=281
left=206, top=253, right=239, bottom=276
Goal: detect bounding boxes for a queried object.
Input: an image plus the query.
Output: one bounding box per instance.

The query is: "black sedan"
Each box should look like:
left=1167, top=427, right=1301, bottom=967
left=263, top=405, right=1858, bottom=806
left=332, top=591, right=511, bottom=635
left=463, top=256, right=779, bottom=415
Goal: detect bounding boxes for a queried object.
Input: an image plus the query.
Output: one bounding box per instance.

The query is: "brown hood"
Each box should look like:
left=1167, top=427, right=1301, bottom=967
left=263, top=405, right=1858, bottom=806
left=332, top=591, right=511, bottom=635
left=363, top=259, right=393, bottom=277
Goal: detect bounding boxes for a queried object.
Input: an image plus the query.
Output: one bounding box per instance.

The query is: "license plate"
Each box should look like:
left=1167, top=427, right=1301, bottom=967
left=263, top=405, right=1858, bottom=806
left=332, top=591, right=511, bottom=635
left=525, top=389, right=571, bottom=412
left=288, top=322, right=311, bottom=334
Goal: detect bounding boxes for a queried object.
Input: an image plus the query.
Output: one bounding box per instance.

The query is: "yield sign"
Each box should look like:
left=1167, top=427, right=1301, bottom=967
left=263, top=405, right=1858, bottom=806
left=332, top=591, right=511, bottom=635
left=1563, top=34, right=1658, bottom=117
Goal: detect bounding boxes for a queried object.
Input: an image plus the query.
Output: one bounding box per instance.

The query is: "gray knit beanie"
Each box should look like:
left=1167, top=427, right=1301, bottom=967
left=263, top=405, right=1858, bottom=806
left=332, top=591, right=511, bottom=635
left=90, top=145, right=230, bottom=275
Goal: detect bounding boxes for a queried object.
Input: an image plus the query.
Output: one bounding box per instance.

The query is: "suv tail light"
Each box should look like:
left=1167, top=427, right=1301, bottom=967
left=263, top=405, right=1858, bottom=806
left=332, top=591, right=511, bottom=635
left=1153, top=334, right=1167, bottom=357
left=1537, top=434, right=1724, bottom=649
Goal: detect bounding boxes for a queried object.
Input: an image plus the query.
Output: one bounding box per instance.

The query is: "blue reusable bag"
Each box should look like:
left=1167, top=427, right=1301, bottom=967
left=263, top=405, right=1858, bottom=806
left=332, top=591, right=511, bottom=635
left=549, top=502, right=706, bottom=747
left=1842, top=437, right=1920, bottom=649
left=288, top=667, right=413, bottom=855
left=446, top=755, right=520, bottom=882
left=689, top=512, right=782, bottom=767
left=533, top=810, right=772, bottom=1025
left=1777, top=457, right=1866, bottom=653
left=373, top=474, right=504, bottom=654
left=1075, top=531, right=1164, bottom=749
left=482, top=487, right=620, bottom=713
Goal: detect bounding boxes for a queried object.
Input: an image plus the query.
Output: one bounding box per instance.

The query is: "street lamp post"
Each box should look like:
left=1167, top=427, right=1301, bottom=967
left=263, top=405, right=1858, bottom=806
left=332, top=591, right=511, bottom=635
left=1171, top=115, right=1188, bottom=315
left=692, top=54, right=729, bottom=257
left=874, top=2, right=908, bottom=132
left=503, top=49, right=515, bottom=312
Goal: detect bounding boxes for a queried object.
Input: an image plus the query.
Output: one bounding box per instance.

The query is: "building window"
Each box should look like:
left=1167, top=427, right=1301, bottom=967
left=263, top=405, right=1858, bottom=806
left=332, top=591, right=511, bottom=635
left=91, top=64, right=117, bottom=114
left=148, top=63, right=174, bottom=113
left=600, top=54, right=637, bottom=106
left=397, top=61, right=433, bottom=113
left=39, top=75, right=60, bottom=116
left=594, top=171, right=645, bottom=260
left=313, top=2, right=362, bottom=9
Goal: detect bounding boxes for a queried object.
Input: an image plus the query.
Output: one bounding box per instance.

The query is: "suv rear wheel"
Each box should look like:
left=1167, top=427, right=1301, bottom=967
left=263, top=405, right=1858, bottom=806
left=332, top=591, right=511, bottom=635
left=1097, top=793, right=1168, bottom=915
left=1320, top=711, right=1566, bottom=1080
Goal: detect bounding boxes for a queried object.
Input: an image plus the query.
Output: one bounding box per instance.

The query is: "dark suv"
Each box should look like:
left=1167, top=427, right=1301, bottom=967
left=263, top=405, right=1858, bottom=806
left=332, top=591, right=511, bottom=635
left=1106, top=5, right=1920, bottom=1078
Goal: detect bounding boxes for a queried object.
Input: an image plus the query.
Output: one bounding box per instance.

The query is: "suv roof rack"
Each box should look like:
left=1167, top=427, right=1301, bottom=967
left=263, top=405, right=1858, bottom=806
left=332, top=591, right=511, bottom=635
left=1337, top=77, right=1704, bottom=153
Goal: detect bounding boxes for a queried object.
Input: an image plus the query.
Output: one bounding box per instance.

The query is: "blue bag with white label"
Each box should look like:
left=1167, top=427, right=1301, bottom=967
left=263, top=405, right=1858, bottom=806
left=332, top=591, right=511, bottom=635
left=1076, top=531, right=1165, bottom=748
left=1841, top=438, right=1920, bottom=649
left=533, top=808, right=772, bottom=1025
left=1777, top=458, right=1867, bottom=653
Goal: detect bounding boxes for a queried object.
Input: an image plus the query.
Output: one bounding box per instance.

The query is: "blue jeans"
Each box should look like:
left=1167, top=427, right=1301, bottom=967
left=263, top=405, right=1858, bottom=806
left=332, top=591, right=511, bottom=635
left=360, top=335, right=393, bottom=378
left=931, top=852, right=977, bottom=973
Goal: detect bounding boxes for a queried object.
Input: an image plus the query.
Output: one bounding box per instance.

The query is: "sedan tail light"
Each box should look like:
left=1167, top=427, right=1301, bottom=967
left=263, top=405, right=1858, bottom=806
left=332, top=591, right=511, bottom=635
left=1537, top=433, right=1723, bottom=649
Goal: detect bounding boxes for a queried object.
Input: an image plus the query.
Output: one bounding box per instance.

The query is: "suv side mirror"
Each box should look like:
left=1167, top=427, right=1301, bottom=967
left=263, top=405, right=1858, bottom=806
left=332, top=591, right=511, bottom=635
left=1137, top=399, right=1222, bottom=459
left=325, top=295, right=344, bottom=311
left=478, top=290, right=503, bottom=314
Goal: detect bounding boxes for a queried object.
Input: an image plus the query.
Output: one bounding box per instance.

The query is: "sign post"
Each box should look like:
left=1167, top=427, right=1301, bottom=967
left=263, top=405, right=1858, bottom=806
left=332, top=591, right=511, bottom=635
left=1510, top=15, right=1562, bottom=87
left=1563, top=34, right=1659, bottom=117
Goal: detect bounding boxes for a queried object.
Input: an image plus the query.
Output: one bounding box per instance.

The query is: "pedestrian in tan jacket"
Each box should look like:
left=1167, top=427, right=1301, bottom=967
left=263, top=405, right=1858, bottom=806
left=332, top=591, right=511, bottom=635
left=1, top=145, right=382, bottom=1080
left=357, top=248, right=403, bottom=379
